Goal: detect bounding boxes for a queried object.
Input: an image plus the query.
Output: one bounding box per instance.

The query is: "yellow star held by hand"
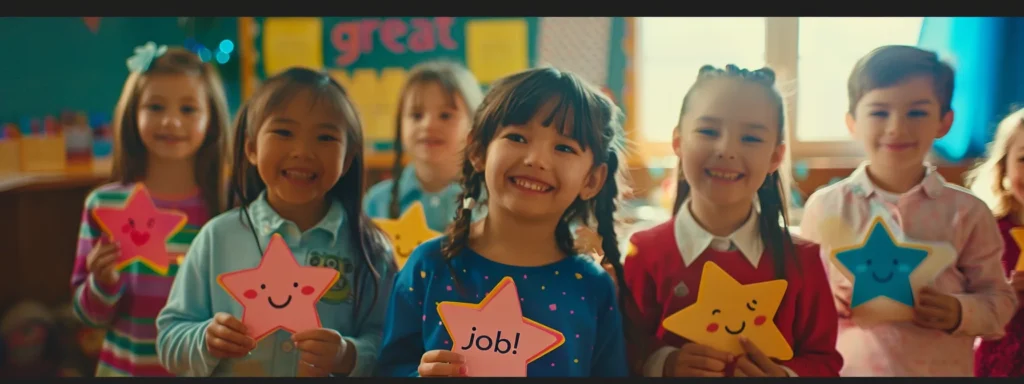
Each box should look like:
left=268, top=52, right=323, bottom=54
left=662, top=262, right=793, bottom=360
left=1011, top=227, right=1024, bottom=272
left=373, top=202, right=441, bottom=271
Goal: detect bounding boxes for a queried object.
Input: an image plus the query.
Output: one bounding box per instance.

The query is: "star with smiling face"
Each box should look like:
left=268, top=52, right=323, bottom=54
left=372, top=202, right=441, bottom=270
left=832, top=217, right=929, bottom=308
left=437, top=277, right=565, bottom=377
left=91, top=183, right=188, bottom=275
left=662, top=262, right=792, bottom=360
left=217, top=234, right=340, bottom=342
left=1010, top=227, right=1024, bottom=272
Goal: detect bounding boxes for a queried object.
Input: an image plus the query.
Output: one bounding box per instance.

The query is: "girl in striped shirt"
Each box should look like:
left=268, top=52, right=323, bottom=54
left=69, top=42, right=231, bottom=377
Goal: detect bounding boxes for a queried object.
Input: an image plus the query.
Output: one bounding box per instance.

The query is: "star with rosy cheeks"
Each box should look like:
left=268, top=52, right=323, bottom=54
left=218, top=234, right=340, bottom=341
left=91, top=183, right=188, bottom=275
left=437, top=277, right=565, bottom=377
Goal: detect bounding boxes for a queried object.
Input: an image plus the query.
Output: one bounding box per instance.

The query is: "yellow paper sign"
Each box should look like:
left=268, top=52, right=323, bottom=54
left=465, top=19, right=529, bottom=84
left=1011, top=227, right=1024, bottom=272
left=262, top=17, right=324, bottom=77
left=662, top=262, right=793, bottom=360
left=372, top=202, right=441, bottom=270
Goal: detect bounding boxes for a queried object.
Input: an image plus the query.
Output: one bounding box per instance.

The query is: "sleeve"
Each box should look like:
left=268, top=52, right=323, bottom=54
left=343, top=256, right=396, bottom=377
left=621, top=235, right=674, bottom=377
left=155, top=224, right=221, bottom=377
left=798, top=191, right=853, bottom=318
left=362, top=181, right=392, bottom=219
left=374, top=250, right=427, bottom=377
left=949, top=208, right=1018, bottom=340
left=590, top=273, right=629, bottom=377
left=70, top=190, right=126, bottom=327
left=780, top=245, right=843, bottom=377
left=797, top=190, right=823, bottom=243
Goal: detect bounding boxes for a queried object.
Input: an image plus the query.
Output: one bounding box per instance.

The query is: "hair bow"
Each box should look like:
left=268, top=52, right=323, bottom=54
left=126, top=41, right=169, bottom=73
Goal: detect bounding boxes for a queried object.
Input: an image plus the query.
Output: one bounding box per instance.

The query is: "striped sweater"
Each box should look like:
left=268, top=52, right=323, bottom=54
left=70, top=182, right=210, bottom=377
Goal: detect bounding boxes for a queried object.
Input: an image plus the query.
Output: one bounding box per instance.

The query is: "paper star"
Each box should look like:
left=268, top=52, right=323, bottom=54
left=832, top=217, right=930, bottom=308
left=1010, top=228, right=1024, bottom=272
left=373, top=202, right=441, bottom=270
left=217, top=234, right=340, bottom=342
left=437, top=276, right=565, bottom=377
left=662, top=262, right=792, bottom=360
left=91, top=183, right=188, bottom=275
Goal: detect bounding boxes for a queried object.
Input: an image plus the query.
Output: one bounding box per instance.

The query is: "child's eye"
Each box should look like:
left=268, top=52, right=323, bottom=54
left=503, top=133, right=526, bottom=143
left=870, top=111, right=889, bottom=118
left=181, top=105, right=197, bottom=114
left=270, top=129, right=292, bottom=137
left=411, top=112, right=424, bottom=120
left=908, top=110, right=929, bottom=118
left=696, top=128, right=718, bottom=137
left=555, top=144, right=578, bottom=154
left=741, top=135, right=764, bottom=143
left=145, top=104, right=165, bottom=112
left=318, top=134, right=340, bottom=142
left=439, top=112, right=452, bottom=120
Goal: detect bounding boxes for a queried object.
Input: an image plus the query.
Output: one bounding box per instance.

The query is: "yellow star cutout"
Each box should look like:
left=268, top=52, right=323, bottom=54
left=625, top=241, right=638, bottom=258
left=373, top=202, right=441, bottom=271
left=1011, top=227, right=1024, bottom=272
left=662, top=262, right=792, bottom=360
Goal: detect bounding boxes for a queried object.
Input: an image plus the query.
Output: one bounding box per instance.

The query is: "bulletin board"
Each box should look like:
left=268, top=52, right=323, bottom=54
left=239, top=17, right=631, bottom=167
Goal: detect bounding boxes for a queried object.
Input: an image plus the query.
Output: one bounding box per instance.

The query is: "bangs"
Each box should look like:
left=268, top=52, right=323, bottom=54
left=406, top=77, right=461, bottom=111
left=492, top=72, right=605, bottom=152
left=250, top=75, right=356, bottom=133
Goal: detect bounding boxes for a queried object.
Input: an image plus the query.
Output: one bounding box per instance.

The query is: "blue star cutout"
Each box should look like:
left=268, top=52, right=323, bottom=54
left=834, top=218, right=929, bottom=308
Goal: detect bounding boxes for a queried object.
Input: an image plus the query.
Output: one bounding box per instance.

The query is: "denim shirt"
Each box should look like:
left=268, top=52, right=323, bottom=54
left=156, top=192, right=394, bottom=377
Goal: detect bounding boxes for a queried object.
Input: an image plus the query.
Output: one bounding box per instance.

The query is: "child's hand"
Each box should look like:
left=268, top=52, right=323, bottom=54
left=912, top=286, right=963, bottom=332
left=417, top=350, right=467, bottom=377
left=733, top=337, right=789, bottom=377
left=205, top=312, right=256, bottom=358
left=664, top=342, right=733, bottom=377
left=292, top=328, right=345, bottom=377
left=86, top=235, right=121, bottom=286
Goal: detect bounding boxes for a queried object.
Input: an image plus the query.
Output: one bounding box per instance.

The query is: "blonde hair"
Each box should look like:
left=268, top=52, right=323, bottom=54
left=965, top=108, right=1024, bottom=218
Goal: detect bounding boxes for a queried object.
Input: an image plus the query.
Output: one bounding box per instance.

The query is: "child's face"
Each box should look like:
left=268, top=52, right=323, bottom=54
left=475, top=100, right=608, bottom=222
left=136, top=73, right=210, bottom=161
left=400, top=82, right=471, bottom=167
left=846, top=76, right=953, bottom=171
left=1004, top=131, right=1024, bottom=206
left=674, top=78, right=785, bottom=209
left=246, top=90, right=349, bottom=208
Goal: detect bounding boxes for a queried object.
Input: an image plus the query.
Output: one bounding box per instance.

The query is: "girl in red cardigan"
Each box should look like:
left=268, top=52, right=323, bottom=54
left=966, top=108, right=1024, bottom=377
left=622, top=64, right=843, bottom=377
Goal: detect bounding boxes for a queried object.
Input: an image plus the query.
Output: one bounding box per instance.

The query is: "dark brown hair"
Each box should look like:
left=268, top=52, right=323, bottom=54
left=847, top=45, right=955, bottom=115
left=388, top=60, right=484, bottom=218
left=440, top=66, right=638, bottom=351
left=672, top=64, right=796, bottom=279
left=111, top=46, right=230, bottom=216
left=226, top=67, right=390, bottom=328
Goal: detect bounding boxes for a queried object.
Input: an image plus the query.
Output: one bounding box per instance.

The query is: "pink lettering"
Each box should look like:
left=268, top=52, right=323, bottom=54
left=380, top=19, right=408, bottom=54
left=408, top=18, right=436, bottom=53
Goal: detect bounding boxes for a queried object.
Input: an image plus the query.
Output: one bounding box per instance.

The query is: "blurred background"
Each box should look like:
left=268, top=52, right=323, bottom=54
left=0, top=16, right=1021, bottom=377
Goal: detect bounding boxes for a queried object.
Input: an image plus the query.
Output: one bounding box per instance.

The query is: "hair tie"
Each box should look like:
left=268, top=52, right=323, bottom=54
left=462, top=197, right=476, bottom=210
left=126, top=41, right=168, bottom=73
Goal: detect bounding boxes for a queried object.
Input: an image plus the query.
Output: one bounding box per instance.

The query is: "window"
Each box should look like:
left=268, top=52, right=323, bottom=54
left=793, top=17, right=924, bottom=148
left=636, top=17, right=765, bottom=153
left=634, top=17, right=925, bottom=161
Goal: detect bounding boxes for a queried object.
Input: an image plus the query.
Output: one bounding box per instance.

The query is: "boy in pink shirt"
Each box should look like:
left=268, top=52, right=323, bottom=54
left=800, top=45, right=1017, bottom=376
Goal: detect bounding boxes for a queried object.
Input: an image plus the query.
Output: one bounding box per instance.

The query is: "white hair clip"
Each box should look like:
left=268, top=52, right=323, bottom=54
left=126, top=41, right=169, bottom=73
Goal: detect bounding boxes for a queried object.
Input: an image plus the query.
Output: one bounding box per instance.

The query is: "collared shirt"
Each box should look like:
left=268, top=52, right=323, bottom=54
left=645, top=199, right=798, bottom=377
left=801, top=161, right=1017, bottom=377
left=364, top=165, right=471, bottom=233
left=156, top=192, right=394, bottom=377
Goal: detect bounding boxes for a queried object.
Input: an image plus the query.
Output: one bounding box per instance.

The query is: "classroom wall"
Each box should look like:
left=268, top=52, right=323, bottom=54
left=0, top=17, right=242, bottom=122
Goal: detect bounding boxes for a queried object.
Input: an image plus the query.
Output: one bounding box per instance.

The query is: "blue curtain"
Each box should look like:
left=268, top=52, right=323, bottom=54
left=917, top=17, right=1024, bottom=162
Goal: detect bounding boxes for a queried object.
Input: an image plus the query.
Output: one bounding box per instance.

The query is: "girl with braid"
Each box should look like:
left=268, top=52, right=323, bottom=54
left=374, top=67, right=630, bottom=377
left=623, top=64, right=843, bottom=377
left=364, top=60, right=484, bottom=232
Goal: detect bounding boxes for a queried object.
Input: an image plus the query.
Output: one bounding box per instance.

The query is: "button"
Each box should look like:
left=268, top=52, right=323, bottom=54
left=281, top=341, right=294, bottom=353
left=430, top=196, right=441, bottom=207
left=262, top=222, right=272, bottom=235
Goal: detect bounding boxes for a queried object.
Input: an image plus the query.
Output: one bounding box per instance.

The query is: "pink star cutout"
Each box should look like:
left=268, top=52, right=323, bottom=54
left=91, top=183, right=188, bottom=275
left=217, top=233, right=340, bottom=342
left=436, top=276, right=565, bottom=377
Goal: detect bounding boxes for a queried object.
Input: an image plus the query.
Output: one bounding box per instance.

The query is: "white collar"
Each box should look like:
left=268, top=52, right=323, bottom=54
left=673, top=199, right=764, bottom=268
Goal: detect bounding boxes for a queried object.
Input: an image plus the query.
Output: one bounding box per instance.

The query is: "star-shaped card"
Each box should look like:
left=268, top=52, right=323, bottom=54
left=90, top=183, right=188, bottom=275
left=1010, top=227, right=1024, bottom=272
left=373, top=202, right=441, bottom=270
left=436, top=276, right=565, bottom=377
left=217, top=234, right=341, bottom=342
left=825, top=215, right=956, bottom=327
left=662, top=262, right=792, bottom=360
